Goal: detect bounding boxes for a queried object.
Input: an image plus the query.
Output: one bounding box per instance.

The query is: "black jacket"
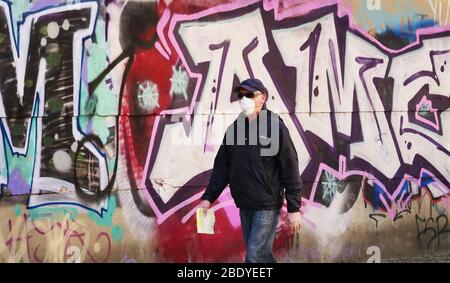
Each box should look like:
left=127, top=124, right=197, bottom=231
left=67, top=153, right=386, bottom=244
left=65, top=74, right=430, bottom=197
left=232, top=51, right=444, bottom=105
left=201, top=109, right=302, bottom=212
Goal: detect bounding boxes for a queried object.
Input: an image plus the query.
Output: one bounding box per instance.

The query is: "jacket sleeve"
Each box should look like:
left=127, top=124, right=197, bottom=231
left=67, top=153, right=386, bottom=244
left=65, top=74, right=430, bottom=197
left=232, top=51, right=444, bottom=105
left=200, top=135, right=229, bottom=204
left=277, top=121, right=302, bottom=213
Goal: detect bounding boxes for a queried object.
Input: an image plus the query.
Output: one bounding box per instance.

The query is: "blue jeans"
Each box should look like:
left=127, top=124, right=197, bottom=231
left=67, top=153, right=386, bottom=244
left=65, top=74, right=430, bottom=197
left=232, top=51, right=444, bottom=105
left=240, top=209, right=279, bottom=263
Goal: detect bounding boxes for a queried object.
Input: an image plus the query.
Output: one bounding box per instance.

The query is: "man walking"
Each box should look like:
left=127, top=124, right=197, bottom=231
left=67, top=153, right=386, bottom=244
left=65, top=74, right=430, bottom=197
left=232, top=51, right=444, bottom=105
left=198, top=78, right=302, bottom=263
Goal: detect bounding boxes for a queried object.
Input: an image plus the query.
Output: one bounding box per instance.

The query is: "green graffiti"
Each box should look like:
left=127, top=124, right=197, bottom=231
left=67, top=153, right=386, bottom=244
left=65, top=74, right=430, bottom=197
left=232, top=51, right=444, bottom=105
left=42, top=136, right=54, bottom=147
left=85, top=94, right=98, bottom=115
left=47, top=96, right=64, bottom=113
left=6, top=107, right=37, bottom=185
left=14, top=205, right=22, bottom=216
left=29, top=207, right=79, bottom=221
left=111, top=225, right=124, bottom=241
left=92, top=116, right=111, bottom=145
left=48, top=158, right=55, bottom=170
left=39, top=26, right=48, bottom=36
left=87, top=195, right=116, bottom=227
left=80, top=18, right=118, bottom=117
left=11, top=1, right=32, bottom=39
left=0, top=33, right=5, bottom=45
left=11, top=123, right=26, bottom=136
left=47, top=52, right=62, bottom=69
left=25, top=79, right=34, bottom=88
left=77, top=19, right=117, bottom=174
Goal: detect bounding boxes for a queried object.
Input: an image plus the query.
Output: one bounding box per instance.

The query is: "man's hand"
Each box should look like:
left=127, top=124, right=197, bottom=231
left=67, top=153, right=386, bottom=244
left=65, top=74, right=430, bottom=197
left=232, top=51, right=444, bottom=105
left=287, top=212, right=301, bottom=234
left=198, top=200, right=211, bottom=216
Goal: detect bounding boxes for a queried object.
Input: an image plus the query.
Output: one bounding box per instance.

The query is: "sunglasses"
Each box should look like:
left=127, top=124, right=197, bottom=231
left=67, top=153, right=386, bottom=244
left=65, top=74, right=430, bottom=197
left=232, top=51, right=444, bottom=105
left=237, top=92, right=257, bottom=99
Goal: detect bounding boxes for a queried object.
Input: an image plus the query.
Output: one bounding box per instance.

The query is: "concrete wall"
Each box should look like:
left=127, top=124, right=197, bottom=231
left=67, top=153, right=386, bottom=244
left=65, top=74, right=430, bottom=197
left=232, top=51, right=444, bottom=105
left=0, top=0, right=449, bottom=262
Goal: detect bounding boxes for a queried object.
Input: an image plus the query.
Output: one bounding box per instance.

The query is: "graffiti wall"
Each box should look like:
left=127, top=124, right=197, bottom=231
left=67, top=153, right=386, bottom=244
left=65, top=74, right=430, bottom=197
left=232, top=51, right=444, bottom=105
left=0, top=0, right=449, bottom=263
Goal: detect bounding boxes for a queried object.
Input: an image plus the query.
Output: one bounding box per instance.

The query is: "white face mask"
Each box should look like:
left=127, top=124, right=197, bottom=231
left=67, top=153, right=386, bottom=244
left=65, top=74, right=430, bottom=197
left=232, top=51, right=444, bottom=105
left=239, top=96, right=255, bottom=116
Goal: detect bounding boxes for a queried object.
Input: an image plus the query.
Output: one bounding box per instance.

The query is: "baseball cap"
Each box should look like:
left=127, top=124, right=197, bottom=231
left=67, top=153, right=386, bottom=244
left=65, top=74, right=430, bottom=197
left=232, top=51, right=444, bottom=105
left=233, top=78, right=268, bottom=95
